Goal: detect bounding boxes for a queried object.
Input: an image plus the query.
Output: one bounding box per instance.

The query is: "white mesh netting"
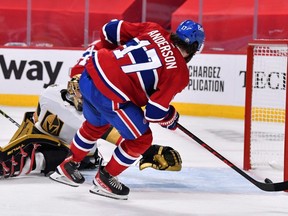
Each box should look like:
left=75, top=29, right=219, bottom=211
left=250, top=42, right=288, bottom=169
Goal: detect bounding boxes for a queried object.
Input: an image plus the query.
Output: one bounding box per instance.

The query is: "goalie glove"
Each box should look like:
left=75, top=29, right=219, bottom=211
left=139, top=144, right=182, bottom=171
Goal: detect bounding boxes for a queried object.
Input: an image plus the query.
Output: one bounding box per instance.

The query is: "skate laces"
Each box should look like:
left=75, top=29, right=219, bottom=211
left=72, top=163, right=83, bottom=179
left=99, top=166, right=123, bottom=190
left=108, top=176, right=123, bottom=190
left=71, top=161, right=80, bottom=168
left=62, top=158, right=82, bottom=176
left=69, top=161, right=82, bottom=175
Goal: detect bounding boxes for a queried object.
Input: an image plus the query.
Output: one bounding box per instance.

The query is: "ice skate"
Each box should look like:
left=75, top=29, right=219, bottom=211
left=49, top=156, right=85, bottom=187
left=89, top=166, right=129, bottom=200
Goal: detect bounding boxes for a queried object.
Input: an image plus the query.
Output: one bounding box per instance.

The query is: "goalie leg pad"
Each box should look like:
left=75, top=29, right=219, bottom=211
left=0, top=111, right=71, bottom=178
left=0, top=137, right=69, bottom=178
left=40, top=148, right=69, bottom=175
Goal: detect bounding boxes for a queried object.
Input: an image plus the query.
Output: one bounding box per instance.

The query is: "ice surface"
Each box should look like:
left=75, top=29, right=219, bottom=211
left=0, top=106, right=287, bottom=216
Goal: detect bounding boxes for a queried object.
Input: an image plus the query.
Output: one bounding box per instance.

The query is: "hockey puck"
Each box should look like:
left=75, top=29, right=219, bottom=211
left=264, top=178, right=273, bottom=184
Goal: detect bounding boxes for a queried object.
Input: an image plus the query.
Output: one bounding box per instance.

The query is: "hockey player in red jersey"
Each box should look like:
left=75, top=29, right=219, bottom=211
left=50, top=19, right=205, bottom=200
left=0, top=78, right=182, bottom=178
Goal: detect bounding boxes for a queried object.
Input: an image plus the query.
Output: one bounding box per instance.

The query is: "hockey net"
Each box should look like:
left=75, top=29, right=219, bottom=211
left=243, top=39, right=288, bottom=180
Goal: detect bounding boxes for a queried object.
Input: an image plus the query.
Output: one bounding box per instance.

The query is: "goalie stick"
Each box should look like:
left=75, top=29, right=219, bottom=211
left=0, top=109, right=20, bottom=127
left=177, top=123, right=288, bottom=192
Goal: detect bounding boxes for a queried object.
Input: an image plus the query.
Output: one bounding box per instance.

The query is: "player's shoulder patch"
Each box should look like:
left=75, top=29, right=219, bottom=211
left=40, top=110, right=64, bottom=136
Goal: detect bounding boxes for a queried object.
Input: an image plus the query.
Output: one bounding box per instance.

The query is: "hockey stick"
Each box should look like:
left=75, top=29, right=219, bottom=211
left=0, top=109, right=20, bottom=127
left=177, top=123, right=288, bottom=192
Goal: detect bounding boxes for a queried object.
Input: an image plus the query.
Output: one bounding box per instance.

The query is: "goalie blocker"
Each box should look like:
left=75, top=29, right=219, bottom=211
left=0, top=112, right=182, bottom=178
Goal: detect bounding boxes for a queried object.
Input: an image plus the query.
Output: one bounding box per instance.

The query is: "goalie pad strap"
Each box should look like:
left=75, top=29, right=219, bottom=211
left=25, top=143, right=41, bottom=175
left=9, top=156, right=18, bottom=177
left=1, top=162, right=10, bottom=178
left=13, top=147, right=28, bottom=177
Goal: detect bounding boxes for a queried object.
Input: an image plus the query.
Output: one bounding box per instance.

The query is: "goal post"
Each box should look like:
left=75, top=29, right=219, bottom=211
left=243, top=39, right=288, bottom=181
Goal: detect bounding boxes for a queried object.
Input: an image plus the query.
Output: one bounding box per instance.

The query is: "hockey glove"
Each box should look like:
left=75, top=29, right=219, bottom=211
left=139, top=144, right=182, bottom=171
left=159, top=105, right=179, bottom=130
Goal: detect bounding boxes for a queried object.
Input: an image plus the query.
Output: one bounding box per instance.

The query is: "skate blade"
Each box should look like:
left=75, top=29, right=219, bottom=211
left=89, top=185, right=128, bottom=200
left=49, top=172, right=80, bottom=187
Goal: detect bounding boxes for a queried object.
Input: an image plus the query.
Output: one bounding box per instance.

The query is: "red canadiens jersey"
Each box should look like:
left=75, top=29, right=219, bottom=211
left=85, top=19, right=189, bottom=122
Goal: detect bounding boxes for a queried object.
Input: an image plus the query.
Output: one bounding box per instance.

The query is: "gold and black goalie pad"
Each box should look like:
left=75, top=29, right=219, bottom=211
left=139, top=144, right=182, bottom=171
left=0, top=112, right=70, bottom=176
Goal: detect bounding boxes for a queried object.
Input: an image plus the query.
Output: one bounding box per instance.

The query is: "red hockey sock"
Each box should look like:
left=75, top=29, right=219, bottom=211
left=70, top=143, right=89, bottom=163
left=70, top=121, right=111, bottom=163
left=105, top=156, right=128, bottom=176
left=105, top=128, right=153, bottom=176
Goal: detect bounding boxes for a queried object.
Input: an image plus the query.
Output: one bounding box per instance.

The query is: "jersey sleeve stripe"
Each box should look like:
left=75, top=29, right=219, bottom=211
left=144, top=100, right=169, bottom=122
left=116, top=20, right=123, bottom=45
left=102, top=19, right=122, bottom=45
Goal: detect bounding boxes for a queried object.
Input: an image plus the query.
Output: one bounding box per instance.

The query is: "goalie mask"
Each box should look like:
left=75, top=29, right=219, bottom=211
left=66, top=75, right=83, bottom=111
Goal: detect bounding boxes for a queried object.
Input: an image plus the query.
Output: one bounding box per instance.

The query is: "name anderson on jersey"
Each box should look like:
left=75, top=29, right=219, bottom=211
left=147, top=30, right=177, bottom=70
